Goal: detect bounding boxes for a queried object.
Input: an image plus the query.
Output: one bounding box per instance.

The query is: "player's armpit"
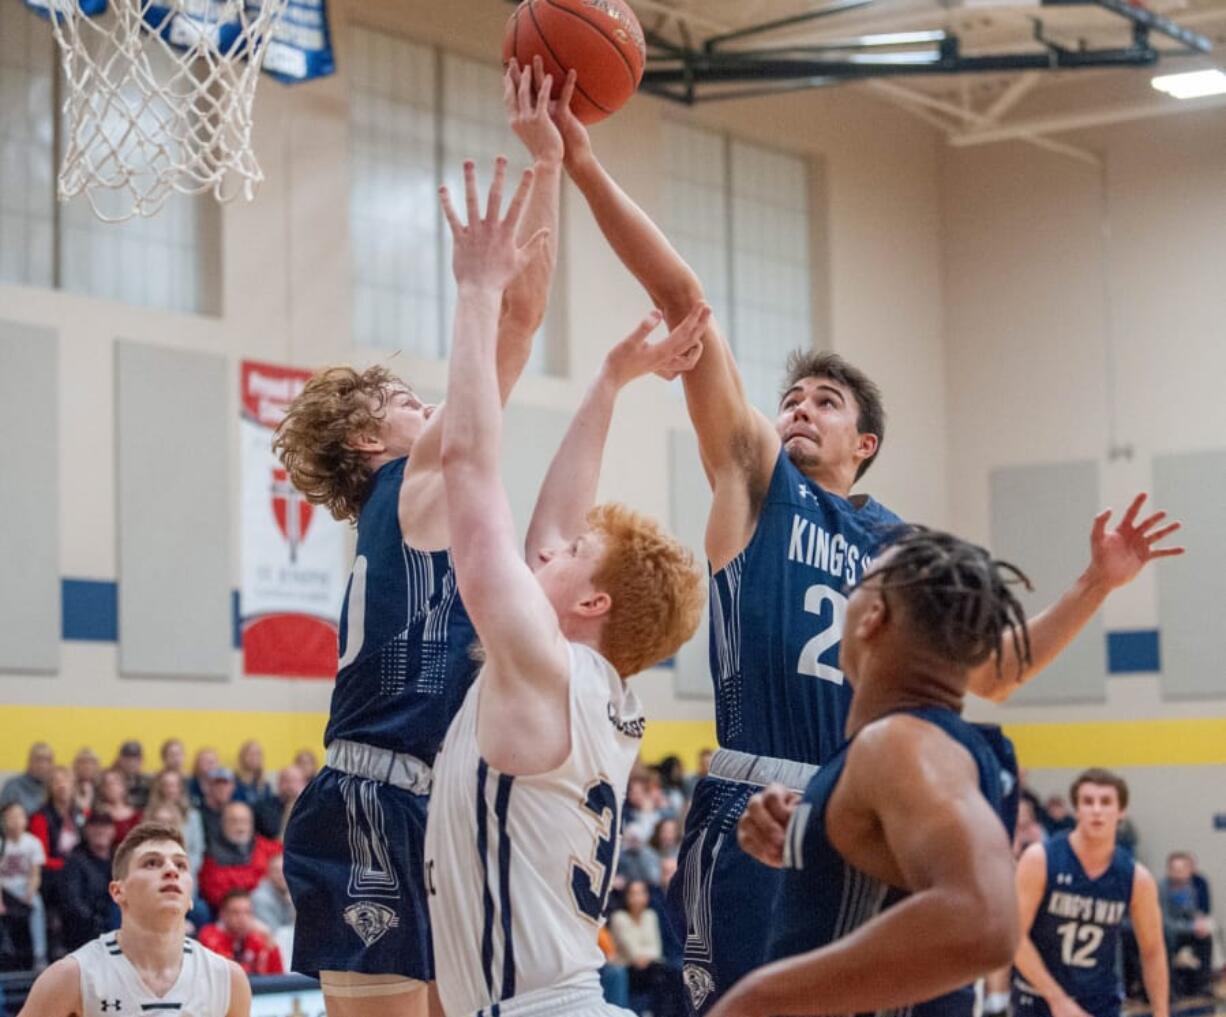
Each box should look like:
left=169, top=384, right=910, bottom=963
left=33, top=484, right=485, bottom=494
left=16, top=957, right=82, bottom=1017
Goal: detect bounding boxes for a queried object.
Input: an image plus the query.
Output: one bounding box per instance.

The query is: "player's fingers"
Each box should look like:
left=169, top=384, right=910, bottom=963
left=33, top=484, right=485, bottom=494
left=536, top=74, right=553, bottom=117
left=627, top=309, right=663, bottom=344
left=503, top=65, right=518, bottom=116
left=1144, top=521, right=1182, bottom=545
left=1135, top=510, right=1166, bottom=533
left=763, top=785, right=796, bottom=825
left=463, top=160, right=480, bottom=224
left=503, top=167, right=535, bottom=229
left=1149, top=546, right=1186, bottom=558
left=486, top=155, right=508, bottom=222
left=438, top=185, right=464, bottom=236
left=532, top=54, right=546, bottom=95
left=558, top=68, right=577, bottom=115
left=1090, top=508, right=1111, bottom=543
left=1120, top=491, right=1146, bottom=529
left=518, top=55, right=533, bottom=113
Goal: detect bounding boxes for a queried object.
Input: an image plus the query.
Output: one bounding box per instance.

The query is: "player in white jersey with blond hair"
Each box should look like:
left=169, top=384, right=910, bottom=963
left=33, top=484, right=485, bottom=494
left=18, top=822, right=250, bottom=1017
left=423, top=156, right=707, bottom=1017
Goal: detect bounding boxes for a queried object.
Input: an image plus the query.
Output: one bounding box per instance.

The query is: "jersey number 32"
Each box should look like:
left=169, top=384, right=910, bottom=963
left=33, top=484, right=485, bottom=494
left=570, top=780, right=620, bottom=923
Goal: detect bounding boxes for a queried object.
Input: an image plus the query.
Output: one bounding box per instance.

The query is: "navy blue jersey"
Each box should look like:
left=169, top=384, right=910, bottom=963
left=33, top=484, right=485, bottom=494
left=770, top=707, right=1017, bottom=1017
left=323, top=457, right=478, bottom=763
left=709, top=449, right=901, bottom=764
left=1016, top=833, right=1135, bottom=1015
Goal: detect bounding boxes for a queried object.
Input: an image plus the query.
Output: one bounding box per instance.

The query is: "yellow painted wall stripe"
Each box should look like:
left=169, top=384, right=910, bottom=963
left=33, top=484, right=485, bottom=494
left=3, top=708, right=1225, bottom=774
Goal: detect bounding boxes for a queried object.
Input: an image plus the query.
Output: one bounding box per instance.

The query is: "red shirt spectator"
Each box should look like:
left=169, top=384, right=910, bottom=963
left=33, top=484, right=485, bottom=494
left=197, top=801, right=281, bottom=912
left=198, top=890, right=284, bottom=975
left=29, top=767, right=83, bottom=872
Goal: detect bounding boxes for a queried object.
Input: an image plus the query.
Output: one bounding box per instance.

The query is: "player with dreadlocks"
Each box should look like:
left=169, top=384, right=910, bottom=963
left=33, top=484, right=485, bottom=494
left=709, top=528, right=1032, bottom=1017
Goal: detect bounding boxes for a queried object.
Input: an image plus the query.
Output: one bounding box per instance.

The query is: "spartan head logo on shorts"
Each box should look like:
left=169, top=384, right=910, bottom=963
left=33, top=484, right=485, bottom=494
left=343, top=901, right=400, bottom=947
left=683, top=963, right=717, bottom=1011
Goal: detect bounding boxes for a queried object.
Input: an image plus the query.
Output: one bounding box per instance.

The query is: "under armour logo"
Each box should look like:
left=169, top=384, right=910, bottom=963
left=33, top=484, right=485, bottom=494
left=100, top=1001, right=122, bottom=1013
left=1057, top=873, right=1074, bottom=885
left=797, top=482, right=817, bottom=502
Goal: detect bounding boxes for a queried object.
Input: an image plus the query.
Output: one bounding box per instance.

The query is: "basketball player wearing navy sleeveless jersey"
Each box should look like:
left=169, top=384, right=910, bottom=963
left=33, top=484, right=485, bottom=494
left=1013, top=770, right=1168, bottom=1017
left=423, top=160, right=704, bottom=1017
left=273, top=61, right=571, bottom=1017
left=549, top=99, right=1186, bottom=1015
left=19, top=822, right=249, bottom=1017
left=707, top=530, right=1029, bottom=1017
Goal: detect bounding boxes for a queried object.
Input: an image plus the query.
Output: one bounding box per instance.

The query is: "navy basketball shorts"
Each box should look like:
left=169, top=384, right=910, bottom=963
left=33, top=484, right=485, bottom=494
left=284, top=767, right=433, bottom=981
left=1013, top=983, right=1121, bottom=1017
left=665, top=774, right=785, bottom=1016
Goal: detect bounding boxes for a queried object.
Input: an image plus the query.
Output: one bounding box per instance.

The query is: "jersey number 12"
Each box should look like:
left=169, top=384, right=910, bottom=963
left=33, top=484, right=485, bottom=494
left=1057, top=921, right=1104, bottom=968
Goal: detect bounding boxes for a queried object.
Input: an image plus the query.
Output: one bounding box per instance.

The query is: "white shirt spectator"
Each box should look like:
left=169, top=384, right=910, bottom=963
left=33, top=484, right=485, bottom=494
left=0, top=832, right=46, bottom=901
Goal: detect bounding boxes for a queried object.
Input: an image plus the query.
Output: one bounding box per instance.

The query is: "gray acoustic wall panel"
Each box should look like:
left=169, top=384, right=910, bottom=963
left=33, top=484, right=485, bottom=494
left=116, top=341, right=230, bottom=678
left=1154, top=449, right=1226, bottom=699
left=0, top=321, right=60, bottom=673
left=670, top=429, right=713, bottom=700
left=990, top=461, right=1105, bottom=704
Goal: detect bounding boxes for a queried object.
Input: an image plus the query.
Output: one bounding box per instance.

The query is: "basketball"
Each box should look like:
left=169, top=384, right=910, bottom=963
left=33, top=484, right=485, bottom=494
left=503, top=0, right=646, bottom=124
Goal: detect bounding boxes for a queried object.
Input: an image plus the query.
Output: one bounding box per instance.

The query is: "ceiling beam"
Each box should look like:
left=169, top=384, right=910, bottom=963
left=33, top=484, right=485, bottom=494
left=979, top=71, right=1041, bottom=124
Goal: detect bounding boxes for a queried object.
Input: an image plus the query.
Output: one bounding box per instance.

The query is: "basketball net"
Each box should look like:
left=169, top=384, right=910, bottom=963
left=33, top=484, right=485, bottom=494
left=47, top=0, right=288, bottom=222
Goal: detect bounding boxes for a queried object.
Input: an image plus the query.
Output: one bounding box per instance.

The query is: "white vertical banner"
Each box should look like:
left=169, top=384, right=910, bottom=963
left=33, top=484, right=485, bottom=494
left=240, top=360, right=346, bottom=678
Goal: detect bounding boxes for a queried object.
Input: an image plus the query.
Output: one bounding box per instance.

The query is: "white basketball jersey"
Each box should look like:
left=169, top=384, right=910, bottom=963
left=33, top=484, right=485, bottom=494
left=73, top=932, right=232, bottom=1017
left=425, top=641, right=645, bottom=1017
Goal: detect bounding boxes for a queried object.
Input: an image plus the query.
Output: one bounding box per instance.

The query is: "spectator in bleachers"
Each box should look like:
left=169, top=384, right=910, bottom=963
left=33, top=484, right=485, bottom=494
left=159, top=738, right=186, bottom=776
left=0, top=801, right=46, bottom=970
left=28, top=767, right=82, bottom=961
left=1161, top=851, right=1215, bottom=998
left=200, top=766, right=237, bottom=852
left=146, top=772, right=206, bottom=877
left=599, top=923, right=631, bottom=1008
left=1189, top=853, right=1211, bottom=914
left=624, top=774, right=661, bottom=844
left=188, top=747, right=221, bottom=809
left=113, top=740, right=152, bottom=809
left=197, top=801, right=280, bottom=913
left=234, top=740, right=274, bottom=807
left=250, top=852, right=295, bottom=963
left=0, top=743, right=54, bottom=816
left=610, top=879, right=676, bottom=1016
left=617, top=826, right=661, bottom=887
left=198, top=889, right=284, bottom=975
left=650, top=817, right=681, bottom=863
left=655, top=756, right=687, bottom=816
left=1013, top=797, right=1047, bottom=855
left=70, top=748, right=100, bottom=817
left=95, top=768, right=141, bottom=844
left=59, top=813, right=115, bottom=951
left=292, top=748, right=319, bottom=783
left=253, top=764, right=305, bottom=841
left=1042, top=794, right=1076, bottom=835
left=682, top=748, right=712, bottom=798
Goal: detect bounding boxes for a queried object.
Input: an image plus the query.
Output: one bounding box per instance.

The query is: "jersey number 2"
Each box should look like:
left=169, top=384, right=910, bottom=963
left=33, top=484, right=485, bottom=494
left=570, top=780, right=620, bottom=923
left=1057, top=921, right=1104, bottom=968
left=797, top=583, right=848, bottom=684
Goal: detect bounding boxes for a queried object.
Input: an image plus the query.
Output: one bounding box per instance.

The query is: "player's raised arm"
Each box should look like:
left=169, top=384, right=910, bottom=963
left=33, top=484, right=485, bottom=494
left=1013, top=843, right=1090, bottom=1017
left=967, top=493, right=1184, bottom=703
left=524, top=303, right=707, bottom=563
left=712, top=719, right=1018, bottom=1017
left=1129, top=865, right=1170, bottom=1017
left=554, top=99, right=778, bottom=507
left=438, top=158, right=566, bottom=684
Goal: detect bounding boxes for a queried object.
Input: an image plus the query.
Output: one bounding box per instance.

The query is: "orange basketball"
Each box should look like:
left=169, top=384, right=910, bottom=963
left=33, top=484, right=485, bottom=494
left=503, top=0, right=646, bottom=125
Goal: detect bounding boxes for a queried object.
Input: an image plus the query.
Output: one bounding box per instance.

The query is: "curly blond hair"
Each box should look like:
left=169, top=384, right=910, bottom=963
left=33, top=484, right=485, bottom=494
left=272, top=365, right=399, bottom=523
left=587, top=504, right=705, bottom=678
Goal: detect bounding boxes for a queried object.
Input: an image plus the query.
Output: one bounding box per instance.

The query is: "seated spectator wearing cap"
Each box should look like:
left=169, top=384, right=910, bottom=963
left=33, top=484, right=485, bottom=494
left=70, top=750, right=99, bottom=819
left=187, top=747, right=221, bottom=811
left=199, top=766, right=236, bottom=853
left=95, top=769, right=141, bottom=845
left=253, top=764, right=305, bottom=841
left=1, top=743, right=54, bottom=817
left=198, top=889, right=284, bottom=975
left=146, top=772, right=206, bottom=878
left=59, top=813, right=117, bottom=951
left=233, top=740, right=274, bottom=808
left=197, top=802, right=280, bottom=913
left=29, top=767, right=83, bottom=961
left=113, top=741, right=152, bottom=810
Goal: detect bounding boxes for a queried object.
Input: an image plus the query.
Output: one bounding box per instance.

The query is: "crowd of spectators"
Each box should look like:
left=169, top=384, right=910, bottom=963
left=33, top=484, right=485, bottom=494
left=2, top=741, right=1220, bottom=1016
left=0, top=738, right=310, bottom=978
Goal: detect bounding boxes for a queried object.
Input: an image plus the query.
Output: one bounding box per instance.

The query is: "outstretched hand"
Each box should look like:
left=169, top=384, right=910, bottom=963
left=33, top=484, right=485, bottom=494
left=604, top=303, right=709, bottom=387
left=439, top=157, right=549, bottom=292
left=1086, top=492, right=1184, bottom=590
left=504, top=57, right=571, bottom=167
